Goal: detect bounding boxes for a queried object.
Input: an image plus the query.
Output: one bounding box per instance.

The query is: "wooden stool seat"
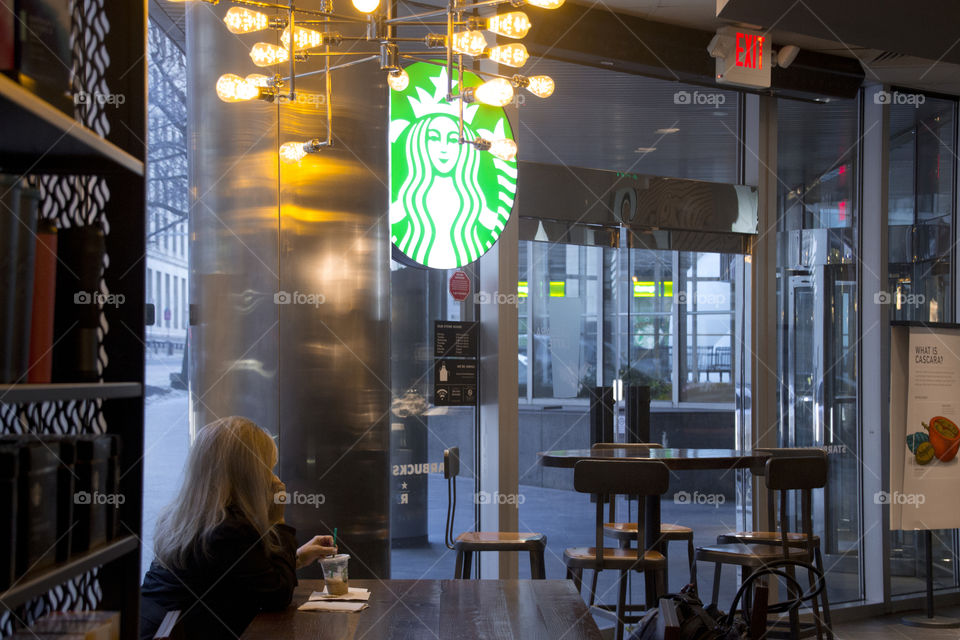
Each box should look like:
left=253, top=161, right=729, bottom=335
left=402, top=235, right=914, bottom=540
left=454, top=531, right=546, bottom=551
left=454, top=532, right=546, bottom=579
left=696, top=542, right=813, bottom=567
left=601, top=521, right=695, bottom=591
left=605, top=521, right=693, bottom=540
left=563, top=547, right=666, bottom=571
left=717, top=531, right=819, bottom=546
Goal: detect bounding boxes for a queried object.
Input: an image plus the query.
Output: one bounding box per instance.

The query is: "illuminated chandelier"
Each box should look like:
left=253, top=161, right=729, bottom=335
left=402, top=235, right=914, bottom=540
left=185, top=0, right=562, bottom=163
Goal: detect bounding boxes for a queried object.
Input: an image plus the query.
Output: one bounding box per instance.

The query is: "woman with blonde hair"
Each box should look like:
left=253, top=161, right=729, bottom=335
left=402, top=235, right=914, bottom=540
left=140, top=416, right=335, bottom=639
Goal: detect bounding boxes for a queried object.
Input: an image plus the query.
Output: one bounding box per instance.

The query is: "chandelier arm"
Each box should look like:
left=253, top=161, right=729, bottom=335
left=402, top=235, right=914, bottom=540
left=296, top=18, right=372, bottom=24
left=445, top=0, right=454, bottom=99
left=294, top=8, right=369, bottom=21
left=384, top=7, right=449, bottom=23
left=453, top=0, right=507, bottom=12
left=301, top=50, right=382, bottom=56
left=288, top=1, right=296, bottom=99
left=398, top=54, right=513, bottom=82
left=458, top=51, right=465, bottom=141
left=386, top=20, right=467, bottom=26
left=324, top=39, right=333, bottom=146
left=384, top=0, right=509, bottom=24
left=225, top=0, right=292, bottom=11
left=280, top=54, right=379, bottom=81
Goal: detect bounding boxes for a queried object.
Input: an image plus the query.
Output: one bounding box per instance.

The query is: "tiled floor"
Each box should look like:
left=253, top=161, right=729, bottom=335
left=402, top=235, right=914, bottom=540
left=833, top=607, right=960, bottom=639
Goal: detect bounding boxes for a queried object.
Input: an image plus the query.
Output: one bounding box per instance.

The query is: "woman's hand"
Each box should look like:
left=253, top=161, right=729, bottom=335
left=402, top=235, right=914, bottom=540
left=269, top=476, right=286, bottom=525
left=296, top=535, right=337, bottom=569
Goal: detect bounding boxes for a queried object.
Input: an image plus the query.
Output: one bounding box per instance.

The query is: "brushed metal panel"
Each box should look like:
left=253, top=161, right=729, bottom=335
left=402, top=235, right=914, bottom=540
left=276, top=13, right=391, bottom=578
left=187, top=1, right=280, bottom=436
left=187, top=1, right=391, bottom=577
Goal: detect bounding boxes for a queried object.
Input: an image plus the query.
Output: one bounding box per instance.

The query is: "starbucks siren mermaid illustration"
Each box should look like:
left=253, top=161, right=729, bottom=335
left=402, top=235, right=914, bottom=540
left=390, top=64, right=517, bottom=269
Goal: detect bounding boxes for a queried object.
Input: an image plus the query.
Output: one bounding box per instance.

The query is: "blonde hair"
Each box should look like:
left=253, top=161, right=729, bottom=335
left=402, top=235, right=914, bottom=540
left=154, top=416, right=281, bottom=568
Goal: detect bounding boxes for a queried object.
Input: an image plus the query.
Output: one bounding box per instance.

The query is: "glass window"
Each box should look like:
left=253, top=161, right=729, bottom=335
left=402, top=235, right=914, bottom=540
left=624, top=249, right=673, bottom=401
left=389, top=262, right=478, bottom=578
left=142, top=19, right=190, bottom=575
left=516, top=75, right=744, bottom=601
left=776, top=95, right=862, bottom=603
left=886, top=93, right=958, bottom=596
left=522, top=243, right=600, bottom=401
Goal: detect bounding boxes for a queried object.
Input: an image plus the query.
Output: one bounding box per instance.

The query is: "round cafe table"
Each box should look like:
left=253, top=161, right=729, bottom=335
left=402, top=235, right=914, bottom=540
left=538, top=447, right=771, bottom=606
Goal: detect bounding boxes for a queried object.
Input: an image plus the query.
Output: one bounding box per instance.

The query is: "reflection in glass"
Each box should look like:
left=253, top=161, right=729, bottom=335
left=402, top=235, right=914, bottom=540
left=776, top=96, right=862, bottom=603
left=887, top=94, right=958, bottom=595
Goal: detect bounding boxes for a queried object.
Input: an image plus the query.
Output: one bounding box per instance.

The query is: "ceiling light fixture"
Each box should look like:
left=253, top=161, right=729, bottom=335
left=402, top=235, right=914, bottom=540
left=188, top=0, right=560, bottom=164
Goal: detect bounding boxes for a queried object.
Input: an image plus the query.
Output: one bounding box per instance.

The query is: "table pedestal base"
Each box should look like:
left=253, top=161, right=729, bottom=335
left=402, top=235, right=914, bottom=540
left=901, top=615, right=960, bottom=628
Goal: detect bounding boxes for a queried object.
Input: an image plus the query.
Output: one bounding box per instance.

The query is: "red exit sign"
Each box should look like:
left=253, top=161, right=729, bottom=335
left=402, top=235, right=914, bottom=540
left=712, top=26, right=771, bottom=89
left=735, top=32, right=764, bottom=70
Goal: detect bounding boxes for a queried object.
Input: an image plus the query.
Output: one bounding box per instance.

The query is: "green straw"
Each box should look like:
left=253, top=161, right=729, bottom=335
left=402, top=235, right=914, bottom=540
left=333, top=527, right=338, bottom=549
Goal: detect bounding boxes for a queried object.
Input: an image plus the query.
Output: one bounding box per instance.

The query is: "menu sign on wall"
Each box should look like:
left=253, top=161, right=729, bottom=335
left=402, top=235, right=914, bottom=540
left=434, top=321, right=478, bottom=406
left=889, top=325, right=960, bottom=530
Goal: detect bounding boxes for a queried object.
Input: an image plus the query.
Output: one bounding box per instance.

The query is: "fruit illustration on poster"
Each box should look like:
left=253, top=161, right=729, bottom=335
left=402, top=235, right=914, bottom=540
left=922, top=416, right=960, bottom=462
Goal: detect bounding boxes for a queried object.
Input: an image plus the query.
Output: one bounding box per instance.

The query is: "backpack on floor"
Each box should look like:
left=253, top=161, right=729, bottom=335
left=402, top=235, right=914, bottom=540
left=628, top=559, right=824, bottom=640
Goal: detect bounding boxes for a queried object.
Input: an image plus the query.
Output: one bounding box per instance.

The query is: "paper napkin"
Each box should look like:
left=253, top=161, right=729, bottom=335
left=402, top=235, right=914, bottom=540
left=298, top=600, right=368, bottom=613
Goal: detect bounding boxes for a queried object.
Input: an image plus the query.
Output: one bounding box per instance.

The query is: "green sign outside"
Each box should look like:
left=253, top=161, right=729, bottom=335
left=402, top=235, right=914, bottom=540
left=390, top=61, right=517, bottom=269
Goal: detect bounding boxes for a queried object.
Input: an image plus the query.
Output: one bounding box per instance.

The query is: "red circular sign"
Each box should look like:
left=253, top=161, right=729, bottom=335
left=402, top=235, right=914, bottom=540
left=449, top=270, right=471, bottom=302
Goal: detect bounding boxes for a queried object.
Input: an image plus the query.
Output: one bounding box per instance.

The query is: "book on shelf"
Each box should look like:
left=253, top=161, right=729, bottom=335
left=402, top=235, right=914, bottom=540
left=28, top=221, right=59, bottom=384
left=0, top=0, right=74, bottom=115
left=52, top=225, right=105, bottom=384
left=0, top=446, right=17, bottom=590
left=0, top=175, right=39, bottom=384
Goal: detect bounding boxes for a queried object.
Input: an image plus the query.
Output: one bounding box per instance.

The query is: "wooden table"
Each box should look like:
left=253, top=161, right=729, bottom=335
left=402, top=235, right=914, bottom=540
left=538, top=447, right=771, bottom=606
left=240, top=579, right=604, bottom=639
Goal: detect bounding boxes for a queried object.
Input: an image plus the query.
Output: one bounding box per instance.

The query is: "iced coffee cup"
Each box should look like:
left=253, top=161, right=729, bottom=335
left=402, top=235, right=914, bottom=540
left=321, top=554, right=350, bottom=596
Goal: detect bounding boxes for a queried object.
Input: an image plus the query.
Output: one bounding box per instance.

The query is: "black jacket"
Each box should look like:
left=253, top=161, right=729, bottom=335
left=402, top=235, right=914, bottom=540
left=140, top=511, right=298, bottom=640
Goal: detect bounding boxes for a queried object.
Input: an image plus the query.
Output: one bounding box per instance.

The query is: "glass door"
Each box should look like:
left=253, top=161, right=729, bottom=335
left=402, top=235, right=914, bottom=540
left=783, top=274, right=819, bottom=449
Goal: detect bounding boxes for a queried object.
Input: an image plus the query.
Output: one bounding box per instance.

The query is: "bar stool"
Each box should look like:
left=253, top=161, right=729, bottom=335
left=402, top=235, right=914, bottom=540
left=443, top=447, right=547, bottom=579
left=693, top=453, right=833, bottom=640
left=587, top=443, right=695, bottom=602
left=563, top=459, right=669, bottom=640
left=713, top=448, right=833, bottom=639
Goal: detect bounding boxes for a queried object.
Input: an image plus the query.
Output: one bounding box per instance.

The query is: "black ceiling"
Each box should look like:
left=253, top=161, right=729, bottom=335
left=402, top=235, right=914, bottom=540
left=719, top=0, right=960, bottom=65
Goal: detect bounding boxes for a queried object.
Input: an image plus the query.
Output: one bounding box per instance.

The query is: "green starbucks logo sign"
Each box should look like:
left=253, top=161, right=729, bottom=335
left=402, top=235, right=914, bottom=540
left=390, top=62, right=517, bottom=269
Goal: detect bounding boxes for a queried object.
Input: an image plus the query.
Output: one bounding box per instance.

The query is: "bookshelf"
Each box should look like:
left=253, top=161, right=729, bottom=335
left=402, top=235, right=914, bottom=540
left=0, top=1, right=146, bottom=638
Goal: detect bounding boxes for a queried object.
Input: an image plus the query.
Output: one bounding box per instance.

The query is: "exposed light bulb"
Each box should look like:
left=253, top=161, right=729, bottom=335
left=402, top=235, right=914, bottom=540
left=216, top=73, right=260, bottom=102
left=387, top=69, right=409, bottom=91
left=486, top=43, right=529, bottom=68
left=280, top=139, right=326, bottom=163
left=486, top=12, right=531, bottom=39
left=469, top=78, right=514, bottom=107
left=280, top=141, right=310, bottom=163
left=524, top=0, right=564, bottom=8
left=245, top=74, right=271, bottom=88
left=352, top=0, right=380, bottom=13
left=223, top=7, right=269, bottom=34
left=488, top=138, right=518, bottom=161
left=451, top=30, right=488, bottom=56
left=281, top=25, right=324, bottom=50
left=525, top=75, right=554, bottom=98
left=250, top=42, right=289, bottom=67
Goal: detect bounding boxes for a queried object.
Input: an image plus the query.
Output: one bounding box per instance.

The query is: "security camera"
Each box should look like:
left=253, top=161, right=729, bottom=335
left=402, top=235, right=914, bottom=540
left=776, top=45, right=800, bottom=69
